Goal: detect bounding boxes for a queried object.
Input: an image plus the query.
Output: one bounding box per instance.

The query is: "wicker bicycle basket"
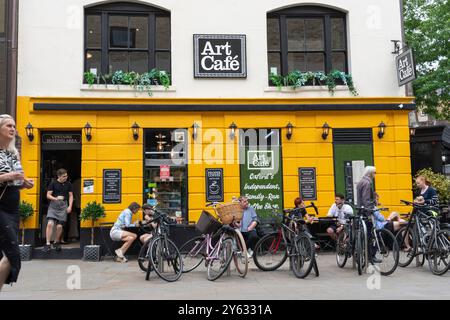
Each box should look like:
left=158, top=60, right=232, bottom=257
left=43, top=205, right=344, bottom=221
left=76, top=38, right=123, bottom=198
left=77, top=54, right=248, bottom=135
left=216, top=202, right=244, bottom=225
left=196, top=210, right=222, bottom=235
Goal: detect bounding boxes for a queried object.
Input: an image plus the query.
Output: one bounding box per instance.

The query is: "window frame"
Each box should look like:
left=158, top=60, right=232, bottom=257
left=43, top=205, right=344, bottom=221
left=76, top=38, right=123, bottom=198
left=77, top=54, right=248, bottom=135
left=267, top=6, right=348, bottom=77
left=84, top=3, right=171, bottom=79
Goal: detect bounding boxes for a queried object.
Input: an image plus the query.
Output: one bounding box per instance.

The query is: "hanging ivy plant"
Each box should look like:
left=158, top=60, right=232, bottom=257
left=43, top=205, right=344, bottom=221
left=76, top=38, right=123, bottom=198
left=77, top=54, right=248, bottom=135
left=270, top=70, right=358, bottom=96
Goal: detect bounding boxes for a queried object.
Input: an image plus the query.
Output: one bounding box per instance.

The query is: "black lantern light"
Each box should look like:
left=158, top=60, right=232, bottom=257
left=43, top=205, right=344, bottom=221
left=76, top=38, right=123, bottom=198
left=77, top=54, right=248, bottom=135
left=84, top=122, right=92, bottom=141
left=192, top=122, right=200, bottom=141
left=286, top=122, right=293, bottom=140
left=409, top=127, right=416, bottom=136
left=25, top=123, right=34, bottom=142
left=131, top=122, right=140, bottom=141
left=378, top=121, right=386, bottom=139
left=322, top=122, right=330, bottom=140
left=229, top=122, right=237, bottom=140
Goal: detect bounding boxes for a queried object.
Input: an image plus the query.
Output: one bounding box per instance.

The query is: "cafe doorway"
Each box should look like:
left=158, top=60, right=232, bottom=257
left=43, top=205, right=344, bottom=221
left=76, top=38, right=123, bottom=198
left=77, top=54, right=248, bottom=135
left=39, top=132, right=82, bottom=248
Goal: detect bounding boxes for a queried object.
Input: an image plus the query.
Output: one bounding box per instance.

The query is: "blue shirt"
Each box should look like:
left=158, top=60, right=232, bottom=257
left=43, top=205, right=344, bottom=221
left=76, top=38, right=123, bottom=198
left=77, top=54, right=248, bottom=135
left=240, top=206, right=258, bottom=233
left=112, top=208, right=138, bottom=230
left=372, top=209, right=388, bottom=230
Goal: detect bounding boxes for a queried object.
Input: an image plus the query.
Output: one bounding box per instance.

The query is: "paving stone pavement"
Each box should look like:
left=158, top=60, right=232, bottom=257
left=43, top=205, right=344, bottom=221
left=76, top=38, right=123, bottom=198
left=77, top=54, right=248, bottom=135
left=1, top=253, right=449, bottom=300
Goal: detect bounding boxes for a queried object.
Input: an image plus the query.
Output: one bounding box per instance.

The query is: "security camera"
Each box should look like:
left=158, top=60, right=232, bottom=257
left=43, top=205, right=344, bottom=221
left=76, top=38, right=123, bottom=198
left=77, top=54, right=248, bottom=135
left=398, top=104, right=404, bottom=109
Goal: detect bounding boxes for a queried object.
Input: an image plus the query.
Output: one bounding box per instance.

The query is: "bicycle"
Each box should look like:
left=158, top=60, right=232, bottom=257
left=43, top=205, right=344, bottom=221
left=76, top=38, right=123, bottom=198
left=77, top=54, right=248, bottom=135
left=336, top=204, right=399, bottom=276
left=252, top=204, right=318, bottom=279
left=396, top=200, right=450, bottom=275
left=143, top=210, right=183, bottom=282
left=179, top=202, right=248, bottom=280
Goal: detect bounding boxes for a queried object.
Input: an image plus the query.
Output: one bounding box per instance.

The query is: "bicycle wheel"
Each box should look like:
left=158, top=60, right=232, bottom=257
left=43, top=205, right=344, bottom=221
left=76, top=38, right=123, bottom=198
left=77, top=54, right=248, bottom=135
left=374, top=229, right=399, bottom=276
left=291, top=233, right=315, bottom=279
left=396, top=226, right=417, bottom=267
left=138, top=239, right=154, bottom=272
left=179, top=236, right=206, bottom=273
left=253, top=232, right=288, bottom=271
left=207, top=237, right=234, bottom=281
left=427, top=231, right=450, bottom=275
left=336, top=228, right=349, bottom=268
left=149, top=237, right=183, bottom=282
left=232, top=229, right=248, bottom=278
left=355, top=229, right=365, bottom=275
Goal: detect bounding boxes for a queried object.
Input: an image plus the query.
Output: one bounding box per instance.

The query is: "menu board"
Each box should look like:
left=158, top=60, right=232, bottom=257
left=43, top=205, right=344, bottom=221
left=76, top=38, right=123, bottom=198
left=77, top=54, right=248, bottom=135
left=299, top=168, right=317, bottom=201
left=103, top=169, right=122, bottom=204
left=205, top=168, right=224, bottom=202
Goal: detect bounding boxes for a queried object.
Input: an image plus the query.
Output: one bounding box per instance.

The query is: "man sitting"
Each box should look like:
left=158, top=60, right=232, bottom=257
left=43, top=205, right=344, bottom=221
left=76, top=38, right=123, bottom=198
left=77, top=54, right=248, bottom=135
left=326, top=193, right=353, bottom=240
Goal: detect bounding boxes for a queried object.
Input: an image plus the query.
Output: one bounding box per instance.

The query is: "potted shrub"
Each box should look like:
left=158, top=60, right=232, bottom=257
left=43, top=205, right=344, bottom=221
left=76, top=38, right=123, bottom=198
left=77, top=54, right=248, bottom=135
left=80, top=201, right=106, bottom=261
left=18, top=201, right=34, bottom=261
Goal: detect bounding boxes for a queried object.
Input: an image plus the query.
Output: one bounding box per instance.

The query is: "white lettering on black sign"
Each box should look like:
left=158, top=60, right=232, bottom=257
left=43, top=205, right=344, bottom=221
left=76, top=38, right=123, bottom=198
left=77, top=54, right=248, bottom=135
left=396, top=49, right=416, bottom=86
left=194, top=34, right=247, bottom=78
left=103, top=169, right=122, bottom=204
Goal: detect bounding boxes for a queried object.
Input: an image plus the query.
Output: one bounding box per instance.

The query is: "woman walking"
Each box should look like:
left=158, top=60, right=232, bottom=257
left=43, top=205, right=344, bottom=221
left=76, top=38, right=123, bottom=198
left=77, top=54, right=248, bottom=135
left=0, top=114, right=34, bottom=291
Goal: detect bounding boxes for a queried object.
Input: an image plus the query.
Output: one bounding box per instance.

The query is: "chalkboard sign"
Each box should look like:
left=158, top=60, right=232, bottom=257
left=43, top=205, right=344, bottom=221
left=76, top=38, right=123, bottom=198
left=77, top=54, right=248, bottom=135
left=194, top=34, right=247, bottom=78
left=299, top=168, right=317, bottom=201
left=205, top=168, right=224, bottom=202
left=103, top=169, right=122, bottom=204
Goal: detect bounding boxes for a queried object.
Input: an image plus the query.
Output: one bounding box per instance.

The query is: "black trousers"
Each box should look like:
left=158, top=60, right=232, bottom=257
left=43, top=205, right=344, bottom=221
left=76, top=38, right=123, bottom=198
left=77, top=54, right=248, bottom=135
left=241, top=230, right=259, bottom=251
left=0, top=209, right=21, bottom=285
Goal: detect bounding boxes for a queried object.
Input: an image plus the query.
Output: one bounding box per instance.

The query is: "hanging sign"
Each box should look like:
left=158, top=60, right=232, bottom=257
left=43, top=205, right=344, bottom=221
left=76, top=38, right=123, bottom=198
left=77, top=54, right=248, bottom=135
left=194, top=34, right=247, bottom=78
left=396, top=48, right=416, bottom=86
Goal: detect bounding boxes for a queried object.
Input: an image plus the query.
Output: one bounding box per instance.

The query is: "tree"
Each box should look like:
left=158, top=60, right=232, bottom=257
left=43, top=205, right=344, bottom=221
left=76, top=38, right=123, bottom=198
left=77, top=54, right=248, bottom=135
left=404, top=0, right=449, bottom=120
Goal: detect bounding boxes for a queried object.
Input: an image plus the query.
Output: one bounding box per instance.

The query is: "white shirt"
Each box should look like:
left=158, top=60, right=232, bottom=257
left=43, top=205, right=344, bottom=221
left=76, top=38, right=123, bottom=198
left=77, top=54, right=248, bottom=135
left=327, top=203, right=353, bottom=224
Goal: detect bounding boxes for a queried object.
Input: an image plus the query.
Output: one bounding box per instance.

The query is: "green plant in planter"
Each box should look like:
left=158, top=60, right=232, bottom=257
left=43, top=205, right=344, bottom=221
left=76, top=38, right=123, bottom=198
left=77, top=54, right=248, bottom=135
left=80, top=201, right=106, bottom=246
left=414, top=168, right=450, bottom=205
left=101, top=73, right=112, bottom=87
left=269, top=72, right=284, bottom=89
left=111, top=70, right=125, bottom=86
left=18, top=201, right=34, bottom=245
left=84, top=72, right=96, bottom=87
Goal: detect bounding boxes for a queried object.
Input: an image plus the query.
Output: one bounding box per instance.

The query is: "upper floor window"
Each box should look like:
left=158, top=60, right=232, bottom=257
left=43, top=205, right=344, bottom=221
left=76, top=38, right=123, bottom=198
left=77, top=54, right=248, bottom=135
left=267, top=6, right=347, bottom=80
left=84, top=2, right=170, bottom=78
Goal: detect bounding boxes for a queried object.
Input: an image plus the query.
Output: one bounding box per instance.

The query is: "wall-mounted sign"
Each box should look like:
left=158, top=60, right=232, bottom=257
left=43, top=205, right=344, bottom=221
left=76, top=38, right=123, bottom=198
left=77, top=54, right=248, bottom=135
left=299, top=168, right=317, bottom=201
left=83, top=179, right=94, bottom=194
left=247, top=151, right=274, bottom=170
left=42, top=133, right=82, bottom=144
left=160, top=165, right=171, bottom=180
left=103, top=169, right=121, bottom=204
left=205, top=168, right=224, bottom=202
left=396, top=48, right=416, bottom=86
left=194, top=34, right=247, bottom=78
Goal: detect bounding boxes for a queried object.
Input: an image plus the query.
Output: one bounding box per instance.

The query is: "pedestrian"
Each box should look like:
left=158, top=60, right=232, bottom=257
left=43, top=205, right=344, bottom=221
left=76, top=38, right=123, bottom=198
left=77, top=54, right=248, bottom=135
left=0, top=114, right=34, bottom=291
left=44, top=168, right=73, bottom=252
left=236, top=196, right=259, bottom=258
left=414, top=175, right=439, bottom=207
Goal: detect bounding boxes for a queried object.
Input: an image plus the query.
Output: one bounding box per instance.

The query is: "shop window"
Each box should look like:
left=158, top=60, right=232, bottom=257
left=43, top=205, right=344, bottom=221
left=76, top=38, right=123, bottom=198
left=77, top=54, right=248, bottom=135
left=144, top=129, right=188, bottom=222
left=84, top=2, right=171, bottom=79
left=267, top=5, right=348, bottom=81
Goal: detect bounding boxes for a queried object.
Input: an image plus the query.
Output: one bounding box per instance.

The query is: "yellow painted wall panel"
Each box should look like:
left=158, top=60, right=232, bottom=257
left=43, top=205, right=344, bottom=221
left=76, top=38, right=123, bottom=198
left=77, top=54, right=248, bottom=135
left=395, top=142, right=410, bottom=157
left=394, top=127, right=410, bottom=142
left=316, top=175, right=335, bottom=192
left=283, top=175, right=299, bottom=193
left=188, top=177, right=205, bottom=193
left=224, top=177, right=241, bottom=193
left=293, top=128, right=323, bottom=143
left=82, top=161, right=97, bottom=178
left=394, top=157, right=412, bottom=174
left=283, top=158, right=298, bottom=176
left=96, top=129, right=136, bottom=144
left=317, top=158, right=334, bottom=175
left=83, top=145, right=97, bottom=161
left=396, top=174, right=413, bottom=190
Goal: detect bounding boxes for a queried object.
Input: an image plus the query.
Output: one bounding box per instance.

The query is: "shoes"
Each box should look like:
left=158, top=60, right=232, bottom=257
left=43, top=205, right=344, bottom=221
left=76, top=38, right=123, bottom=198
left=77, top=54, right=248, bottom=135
left=115, top=248, right=125, bottom=259
left=370, top=257, right=382, bottom=264
left=115, top=256, right=128, bottom=263
left=246, top=249, right=253, bottom=259
left=53, top=243, right=61, bottom=252
left=43, top=244, right=51, bottom=253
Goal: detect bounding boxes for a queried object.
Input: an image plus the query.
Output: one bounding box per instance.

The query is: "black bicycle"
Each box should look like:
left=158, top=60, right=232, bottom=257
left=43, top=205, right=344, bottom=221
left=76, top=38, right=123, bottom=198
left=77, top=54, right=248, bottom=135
left=396, top=200, right=449, bottom=275
left=253, top=205, right=318, bottom=279
left=142, top=210, right=183, bottom=282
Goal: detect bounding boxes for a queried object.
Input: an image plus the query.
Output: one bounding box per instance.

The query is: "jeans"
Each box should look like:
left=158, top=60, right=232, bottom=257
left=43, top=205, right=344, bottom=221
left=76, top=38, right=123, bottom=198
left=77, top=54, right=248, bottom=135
left=241, top=230, right=259, bottom=251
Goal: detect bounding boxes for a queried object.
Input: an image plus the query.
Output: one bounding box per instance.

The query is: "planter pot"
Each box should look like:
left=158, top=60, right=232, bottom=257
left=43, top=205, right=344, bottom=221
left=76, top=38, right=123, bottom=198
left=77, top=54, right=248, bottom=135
left=19, top=244, right=33, bottom=261
left=83, top=245, right=101, bottom=262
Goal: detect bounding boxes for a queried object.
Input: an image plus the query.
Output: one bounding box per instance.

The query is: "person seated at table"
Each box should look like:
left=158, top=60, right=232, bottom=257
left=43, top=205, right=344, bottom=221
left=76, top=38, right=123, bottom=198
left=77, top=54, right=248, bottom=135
left=326, top=193, right=353, bottom=240
left=292, top=197, right=320, bottom=250
left=109, top=202, right=141, bottom=262
left=236, top=196, right=259, bottom=258
left=138, top=204, right=158, bottom=244
left=372, top=193, right=406, bottom=234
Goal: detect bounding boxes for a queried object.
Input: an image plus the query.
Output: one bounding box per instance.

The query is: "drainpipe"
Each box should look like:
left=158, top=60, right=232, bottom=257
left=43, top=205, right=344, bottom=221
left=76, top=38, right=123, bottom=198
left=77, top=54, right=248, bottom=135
left=6, top=0, right=19, bottom=119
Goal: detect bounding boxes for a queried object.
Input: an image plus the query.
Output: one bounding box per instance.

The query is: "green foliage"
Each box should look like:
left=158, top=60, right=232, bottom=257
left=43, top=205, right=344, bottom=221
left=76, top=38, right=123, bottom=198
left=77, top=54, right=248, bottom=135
left=19, top=201, right=34, bottom=245
left=415, top=168, right=450, bottom=204
left=80, top=201, right=106, bottom=223
left=404, top=0, right=449, bottom=120
left=108, top=69, right=171, bottom=96
left=84, top=72, right=96, bottom=87
left=269, top=70, right=358, bottom=96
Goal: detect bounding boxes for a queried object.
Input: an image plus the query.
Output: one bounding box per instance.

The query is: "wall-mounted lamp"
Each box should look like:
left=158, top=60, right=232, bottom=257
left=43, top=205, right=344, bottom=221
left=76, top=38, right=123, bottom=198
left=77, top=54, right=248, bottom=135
left=322, top=122, right=330, bottom=140
left=286, top=122, right=293, bottom=140
left=377, top=122, right=386, bottom=139
left=192, top=122, right=200, bottom=141
left=409, top=127, right=416, bottom=136
left=131, top=122, right=140, bottom=141
left=229, top=122, right=237, bottom=140
left=84, top=122, right=92, bottom=141
left=25, top=123, right=34, bottom=142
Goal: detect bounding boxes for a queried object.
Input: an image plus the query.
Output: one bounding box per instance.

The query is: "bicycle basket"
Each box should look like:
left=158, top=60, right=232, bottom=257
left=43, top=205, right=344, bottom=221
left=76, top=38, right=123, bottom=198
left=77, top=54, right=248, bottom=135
left=196, top=210, right=222, bottom=235
left=216, top=202, right=244, bottom=224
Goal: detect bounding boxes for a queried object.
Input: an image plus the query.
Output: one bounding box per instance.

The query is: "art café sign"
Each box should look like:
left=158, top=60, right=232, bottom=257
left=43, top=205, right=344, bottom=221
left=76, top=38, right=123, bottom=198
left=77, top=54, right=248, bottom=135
left=194, top=34, right=247, bottom=78
left=396, top=48, right=416, bottom=86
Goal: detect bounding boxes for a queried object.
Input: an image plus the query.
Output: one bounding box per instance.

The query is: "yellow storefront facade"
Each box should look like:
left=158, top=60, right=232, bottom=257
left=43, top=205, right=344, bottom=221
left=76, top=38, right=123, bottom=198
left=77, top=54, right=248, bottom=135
left=17, top=95, right=415, bottom=245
